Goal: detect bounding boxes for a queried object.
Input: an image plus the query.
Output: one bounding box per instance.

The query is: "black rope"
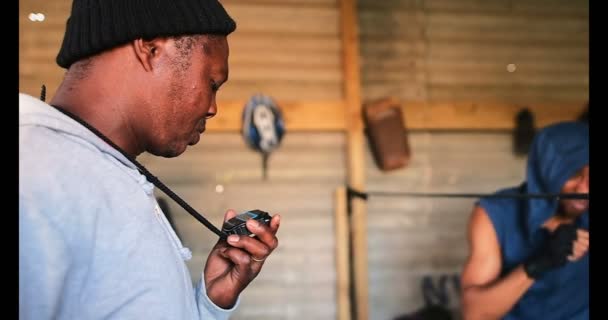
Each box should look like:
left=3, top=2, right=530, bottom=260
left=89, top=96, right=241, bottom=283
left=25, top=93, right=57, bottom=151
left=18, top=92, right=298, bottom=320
left=50, top=105, right=227, bottom=240
left=347, top=186, right=588, bottom=201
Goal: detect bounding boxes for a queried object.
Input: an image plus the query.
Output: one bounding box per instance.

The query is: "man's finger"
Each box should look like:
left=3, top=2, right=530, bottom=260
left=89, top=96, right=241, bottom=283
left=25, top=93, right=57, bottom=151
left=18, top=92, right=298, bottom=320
left=220, top=246, right=254, bottom=271
left=269, top=214, right=281, bottom=233
left=573, top=245, right=587, bottom=256
left=224, top=209, right=237, bottom=222
left=246, top=219, right=279, bottom=250
left=577, top=229, right=589, bottom=240
left=226, top=234, right=272, bottom=261
left=575, top=238, right=589, bottom=248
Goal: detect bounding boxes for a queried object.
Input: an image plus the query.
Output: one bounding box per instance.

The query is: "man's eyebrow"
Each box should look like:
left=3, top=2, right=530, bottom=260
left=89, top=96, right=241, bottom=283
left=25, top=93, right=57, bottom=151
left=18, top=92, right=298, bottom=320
left=200, top=35, right=223, bottom=55
left=216, top=68, right=229, bottom=86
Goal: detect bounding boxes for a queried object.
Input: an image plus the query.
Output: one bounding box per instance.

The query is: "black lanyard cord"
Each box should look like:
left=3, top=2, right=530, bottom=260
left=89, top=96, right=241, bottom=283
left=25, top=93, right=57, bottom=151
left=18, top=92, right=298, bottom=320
left=49, top=104, right=227, bottom=240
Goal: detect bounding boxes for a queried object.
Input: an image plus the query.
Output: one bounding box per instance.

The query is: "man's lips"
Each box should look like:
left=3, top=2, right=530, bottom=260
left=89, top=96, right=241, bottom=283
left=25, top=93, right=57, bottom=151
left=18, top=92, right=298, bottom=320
left=197, top=120, right=206, bottom=133
left=571, top=200, right=588, bottom=211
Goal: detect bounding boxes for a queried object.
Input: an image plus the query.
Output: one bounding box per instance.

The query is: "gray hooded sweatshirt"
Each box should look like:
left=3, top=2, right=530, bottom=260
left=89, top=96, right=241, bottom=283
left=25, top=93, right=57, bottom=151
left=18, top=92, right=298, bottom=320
left=19, top=93, right=239, bottom=319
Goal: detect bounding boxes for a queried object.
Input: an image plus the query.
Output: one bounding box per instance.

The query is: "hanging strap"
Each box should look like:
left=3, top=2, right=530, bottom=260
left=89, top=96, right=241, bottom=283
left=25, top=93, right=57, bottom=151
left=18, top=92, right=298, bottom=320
left=49, top=104, right=227, bottom=240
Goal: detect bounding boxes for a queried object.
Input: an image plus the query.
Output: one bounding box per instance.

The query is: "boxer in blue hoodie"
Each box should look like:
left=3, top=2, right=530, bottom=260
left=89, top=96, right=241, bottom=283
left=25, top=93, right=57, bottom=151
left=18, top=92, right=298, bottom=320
left=460, top=121, right=589, bottom=320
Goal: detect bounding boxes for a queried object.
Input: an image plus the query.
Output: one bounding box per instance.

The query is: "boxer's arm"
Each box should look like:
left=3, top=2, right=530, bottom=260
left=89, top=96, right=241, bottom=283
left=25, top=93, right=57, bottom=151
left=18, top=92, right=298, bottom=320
left=460, top=206, right=534, bottom=320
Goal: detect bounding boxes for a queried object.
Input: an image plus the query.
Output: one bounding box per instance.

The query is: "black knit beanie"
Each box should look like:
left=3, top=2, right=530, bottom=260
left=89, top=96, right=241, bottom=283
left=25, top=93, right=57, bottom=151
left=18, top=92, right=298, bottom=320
left=56, top=0, right=236, bottom=69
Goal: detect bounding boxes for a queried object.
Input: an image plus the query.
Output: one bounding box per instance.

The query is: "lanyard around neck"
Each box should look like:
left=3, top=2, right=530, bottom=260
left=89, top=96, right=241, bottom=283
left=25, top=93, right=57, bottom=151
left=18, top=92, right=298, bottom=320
left=49, top=104, right=228, bottom=240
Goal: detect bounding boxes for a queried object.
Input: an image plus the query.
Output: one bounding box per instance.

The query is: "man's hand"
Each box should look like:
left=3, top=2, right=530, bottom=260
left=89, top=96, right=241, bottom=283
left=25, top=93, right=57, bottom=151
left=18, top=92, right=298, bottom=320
left=203, top=209, right=280, bottom=309
left=523, top=224, right=588, bottom=279
left=568, top=229, right=589, bottom=262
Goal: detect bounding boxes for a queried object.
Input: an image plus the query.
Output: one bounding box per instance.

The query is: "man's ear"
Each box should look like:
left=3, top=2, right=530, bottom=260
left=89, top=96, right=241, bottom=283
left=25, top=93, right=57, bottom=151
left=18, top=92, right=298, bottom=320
left=132, top=38, right=170, bottom=72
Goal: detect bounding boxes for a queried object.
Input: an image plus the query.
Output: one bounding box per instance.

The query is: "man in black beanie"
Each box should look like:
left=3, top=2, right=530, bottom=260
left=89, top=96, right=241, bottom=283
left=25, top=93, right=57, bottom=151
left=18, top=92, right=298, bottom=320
left=19, top=1, right=281, bottom=319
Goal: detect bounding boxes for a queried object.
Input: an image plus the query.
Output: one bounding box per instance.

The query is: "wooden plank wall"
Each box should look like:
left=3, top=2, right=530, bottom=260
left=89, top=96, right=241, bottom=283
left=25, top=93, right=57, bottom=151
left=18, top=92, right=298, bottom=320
left=358, top=0, right=589, bottom=108
left=19, top=0, right=345, bottom=123
left=139, top=133, right=346, bottom=320
left=139, top=130, right=528, bottom=320
left=208, top=0, right=347, bottom=131
left=219, top=0, right=343, bottom=102
left=19, top=0, right=587, bottom=131
left=357, top=1, right=588, bottom=318
left=339, top=0, right=369, bottom=319
left=19, top=1, right=588, bottom=319
left=19, top=0, right=71, bottom=98
left=365, top=132, right=527, bottom=320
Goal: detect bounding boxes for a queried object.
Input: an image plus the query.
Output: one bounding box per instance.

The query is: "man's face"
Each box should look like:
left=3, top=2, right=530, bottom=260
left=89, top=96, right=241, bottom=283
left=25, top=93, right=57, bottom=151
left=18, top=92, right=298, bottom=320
left=146, top=36, right=229, bottom=158
left=559, top=165, right=589, bottom=217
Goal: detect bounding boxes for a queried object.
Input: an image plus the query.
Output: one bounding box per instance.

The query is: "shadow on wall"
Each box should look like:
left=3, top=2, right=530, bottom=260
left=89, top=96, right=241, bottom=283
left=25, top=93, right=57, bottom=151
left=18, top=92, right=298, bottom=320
left=513, top=108, right=536, bottom=157
left=394, top=273, right=460, bottom=320
left=513, top=101, right=588, bottom=158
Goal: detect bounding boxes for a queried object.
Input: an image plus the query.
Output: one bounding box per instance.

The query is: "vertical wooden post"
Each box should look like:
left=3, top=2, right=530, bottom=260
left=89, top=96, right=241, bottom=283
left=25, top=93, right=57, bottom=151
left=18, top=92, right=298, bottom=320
left=339, top=0, right=368, bottom=319
left=335, top=187, right=351, bottom=320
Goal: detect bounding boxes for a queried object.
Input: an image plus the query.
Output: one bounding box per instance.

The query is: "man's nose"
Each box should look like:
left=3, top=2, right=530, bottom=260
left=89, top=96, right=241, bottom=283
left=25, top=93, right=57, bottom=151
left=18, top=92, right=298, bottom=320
left=206, top=101, right=217, bottom=119
left=576, top=179, right=589, bottom=194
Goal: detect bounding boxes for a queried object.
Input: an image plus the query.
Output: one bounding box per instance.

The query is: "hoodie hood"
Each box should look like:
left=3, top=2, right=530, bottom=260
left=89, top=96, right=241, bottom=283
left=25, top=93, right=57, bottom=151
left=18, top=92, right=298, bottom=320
left=479, top=121, right=589, bottom=241
left=19, top=93, right=137, bottom=170
left=524, top=121, right=589, bottom=236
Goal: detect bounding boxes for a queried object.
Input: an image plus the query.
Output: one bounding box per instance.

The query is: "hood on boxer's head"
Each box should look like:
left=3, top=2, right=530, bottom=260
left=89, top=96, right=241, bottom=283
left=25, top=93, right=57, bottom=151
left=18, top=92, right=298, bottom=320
left=477, top=121, right=588, bottom=242
left=523, top=121, right=589, bottom=238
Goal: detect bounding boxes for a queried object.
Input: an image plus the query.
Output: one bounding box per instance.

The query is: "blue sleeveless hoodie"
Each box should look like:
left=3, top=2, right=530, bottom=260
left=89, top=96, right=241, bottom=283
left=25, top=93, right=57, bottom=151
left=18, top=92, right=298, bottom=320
left=478, top=122, right=589, bottom=320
